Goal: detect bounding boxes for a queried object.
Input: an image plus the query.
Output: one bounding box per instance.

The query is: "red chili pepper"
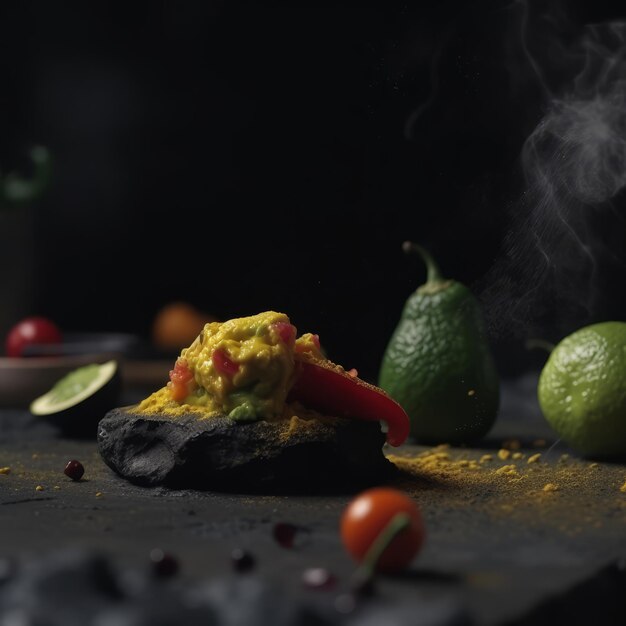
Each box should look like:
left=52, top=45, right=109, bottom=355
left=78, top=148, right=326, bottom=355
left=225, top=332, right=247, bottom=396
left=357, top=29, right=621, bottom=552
left=212, top=348, right=240, bottom=377
left=287, top=359, right=409, bottom=447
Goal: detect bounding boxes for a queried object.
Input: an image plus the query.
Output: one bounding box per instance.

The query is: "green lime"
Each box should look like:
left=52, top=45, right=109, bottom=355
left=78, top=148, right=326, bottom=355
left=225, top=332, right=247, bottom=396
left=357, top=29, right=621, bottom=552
left=30, top=360, right=121, bottom=437
left=538, top=322, right=626, bottom=459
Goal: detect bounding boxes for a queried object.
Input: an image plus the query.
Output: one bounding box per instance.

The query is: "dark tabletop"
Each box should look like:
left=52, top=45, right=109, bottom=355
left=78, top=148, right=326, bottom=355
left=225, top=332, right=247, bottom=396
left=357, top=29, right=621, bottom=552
left=1, top=371, right=625, bottom=626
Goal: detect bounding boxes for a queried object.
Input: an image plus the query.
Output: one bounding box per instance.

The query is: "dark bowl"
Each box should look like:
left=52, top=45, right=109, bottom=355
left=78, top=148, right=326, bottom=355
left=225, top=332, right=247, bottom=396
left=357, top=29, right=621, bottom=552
left=0, top=332, right=138, bottom=409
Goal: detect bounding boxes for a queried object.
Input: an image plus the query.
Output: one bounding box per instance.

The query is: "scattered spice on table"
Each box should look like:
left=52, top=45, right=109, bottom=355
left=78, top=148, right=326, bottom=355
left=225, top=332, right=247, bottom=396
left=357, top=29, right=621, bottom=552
left=386, top=443, right=626, bottom=534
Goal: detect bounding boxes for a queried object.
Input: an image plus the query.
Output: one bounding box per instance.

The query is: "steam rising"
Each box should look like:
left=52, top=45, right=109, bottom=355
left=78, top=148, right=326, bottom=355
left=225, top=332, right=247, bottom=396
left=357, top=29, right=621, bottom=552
left=523, top=23, right=626, bottom=205
left=479, top=8, right=626, bottom=340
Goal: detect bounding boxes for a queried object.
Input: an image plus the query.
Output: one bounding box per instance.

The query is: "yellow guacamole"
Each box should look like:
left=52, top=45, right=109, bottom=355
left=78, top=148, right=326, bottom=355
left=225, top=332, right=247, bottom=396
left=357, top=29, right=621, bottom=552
left=137, top=311, right=323, bottom=422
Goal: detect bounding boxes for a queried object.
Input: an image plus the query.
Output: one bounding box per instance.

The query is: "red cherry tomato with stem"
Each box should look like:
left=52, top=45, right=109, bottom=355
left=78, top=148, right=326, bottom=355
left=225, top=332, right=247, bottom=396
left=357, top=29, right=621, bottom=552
left=5, top=316, right=62, bottom=357
left=340, top=487, right=425, bottom=574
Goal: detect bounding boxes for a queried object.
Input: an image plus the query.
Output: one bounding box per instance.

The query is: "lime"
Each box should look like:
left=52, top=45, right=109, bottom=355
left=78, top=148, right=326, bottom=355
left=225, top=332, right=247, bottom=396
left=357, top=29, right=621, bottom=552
left=537, top=322, right=626, bottom=459
left=30, top=360, right=121, bottom=437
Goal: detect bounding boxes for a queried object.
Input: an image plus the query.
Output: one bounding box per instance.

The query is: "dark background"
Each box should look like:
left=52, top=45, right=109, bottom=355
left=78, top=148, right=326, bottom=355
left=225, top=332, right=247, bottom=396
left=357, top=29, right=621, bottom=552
left=1, top=0, right=625, bottom=381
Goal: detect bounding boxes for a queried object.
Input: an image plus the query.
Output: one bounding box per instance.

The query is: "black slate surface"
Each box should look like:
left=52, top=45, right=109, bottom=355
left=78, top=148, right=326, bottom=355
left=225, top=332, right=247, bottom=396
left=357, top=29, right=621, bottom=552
left=1, top=372, right=625, bottom=625
left=97, top=407, right=395, bottom=491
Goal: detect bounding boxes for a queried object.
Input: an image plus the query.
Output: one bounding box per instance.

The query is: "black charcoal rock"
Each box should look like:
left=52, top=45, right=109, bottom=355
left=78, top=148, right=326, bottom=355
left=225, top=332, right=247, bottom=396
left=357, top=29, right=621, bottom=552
left=97, top=407, right=396, bottom=491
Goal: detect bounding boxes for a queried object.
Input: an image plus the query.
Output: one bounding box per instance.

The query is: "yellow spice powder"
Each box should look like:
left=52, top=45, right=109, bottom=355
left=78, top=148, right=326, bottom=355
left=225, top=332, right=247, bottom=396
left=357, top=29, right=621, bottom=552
left=386, top=443, right=626, bottom=533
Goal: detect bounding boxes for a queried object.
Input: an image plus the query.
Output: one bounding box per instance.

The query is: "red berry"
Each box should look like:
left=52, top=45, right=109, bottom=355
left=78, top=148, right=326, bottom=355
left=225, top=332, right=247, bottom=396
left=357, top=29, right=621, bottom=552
left=272, top=522, right=298, bottom=548
left=272, top=522, right=311, bottom=548
left=64, top=460, right=85, bottom=481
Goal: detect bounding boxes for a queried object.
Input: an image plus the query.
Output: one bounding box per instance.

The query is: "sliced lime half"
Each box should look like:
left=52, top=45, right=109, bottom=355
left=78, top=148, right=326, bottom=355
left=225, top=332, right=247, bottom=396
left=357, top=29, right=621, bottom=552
left=30, top=360, right=119, bottom=415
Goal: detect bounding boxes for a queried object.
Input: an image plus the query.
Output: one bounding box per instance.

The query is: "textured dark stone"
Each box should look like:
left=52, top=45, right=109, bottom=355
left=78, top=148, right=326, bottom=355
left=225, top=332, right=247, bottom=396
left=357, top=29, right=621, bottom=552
left=97, top=407, right=396, bottom=492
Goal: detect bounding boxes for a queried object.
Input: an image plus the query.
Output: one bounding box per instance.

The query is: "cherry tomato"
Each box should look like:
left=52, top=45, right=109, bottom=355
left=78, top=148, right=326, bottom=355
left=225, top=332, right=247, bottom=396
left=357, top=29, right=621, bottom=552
left=340, top=487, right=425, bottom=573
left=5, top=316, right=62, bottom=357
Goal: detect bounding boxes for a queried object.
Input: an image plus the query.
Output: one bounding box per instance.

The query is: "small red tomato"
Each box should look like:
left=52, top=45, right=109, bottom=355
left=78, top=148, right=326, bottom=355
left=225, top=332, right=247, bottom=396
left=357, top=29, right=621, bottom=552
left=5, top=316, right=62, bottom=357
left=340, top=488, right=425, bottom=574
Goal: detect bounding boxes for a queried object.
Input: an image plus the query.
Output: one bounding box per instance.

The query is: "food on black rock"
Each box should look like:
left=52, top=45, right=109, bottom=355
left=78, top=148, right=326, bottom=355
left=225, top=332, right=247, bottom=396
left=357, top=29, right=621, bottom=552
left=98, top=311, right=407, bottom=491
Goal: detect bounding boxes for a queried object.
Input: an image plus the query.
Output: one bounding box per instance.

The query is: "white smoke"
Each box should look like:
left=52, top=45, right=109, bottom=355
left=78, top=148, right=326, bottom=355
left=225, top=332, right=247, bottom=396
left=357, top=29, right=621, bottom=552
left=523, top=22, right=626, bottom=206
left=479, top=6, right=626, bottom=340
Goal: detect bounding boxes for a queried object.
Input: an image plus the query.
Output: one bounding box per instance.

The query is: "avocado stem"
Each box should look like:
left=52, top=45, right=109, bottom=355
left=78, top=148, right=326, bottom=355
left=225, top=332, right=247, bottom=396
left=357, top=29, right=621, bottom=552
left=402, top=241, right=445, bottom=284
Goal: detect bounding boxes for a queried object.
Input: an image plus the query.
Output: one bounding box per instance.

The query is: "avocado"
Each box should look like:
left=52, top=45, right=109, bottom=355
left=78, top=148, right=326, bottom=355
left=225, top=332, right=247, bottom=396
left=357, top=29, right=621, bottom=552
left=378, top=243, right=500, bottom=444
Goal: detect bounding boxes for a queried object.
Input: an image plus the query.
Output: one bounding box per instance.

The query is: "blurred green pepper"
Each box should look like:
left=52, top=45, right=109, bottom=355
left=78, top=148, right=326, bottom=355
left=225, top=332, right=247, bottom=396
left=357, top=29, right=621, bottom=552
left=0, top=146, right=52, bottom=208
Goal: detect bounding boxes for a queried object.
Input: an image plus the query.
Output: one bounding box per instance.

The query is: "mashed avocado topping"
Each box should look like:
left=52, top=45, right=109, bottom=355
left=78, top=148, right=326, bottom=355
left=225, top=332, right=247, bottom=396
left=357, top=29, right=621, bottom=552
left=135, top=310, right=411, bottom=446
left=137, top=311, right=321, bottom=422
